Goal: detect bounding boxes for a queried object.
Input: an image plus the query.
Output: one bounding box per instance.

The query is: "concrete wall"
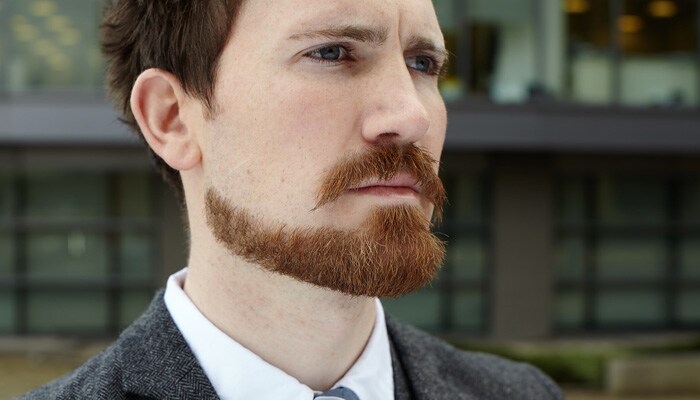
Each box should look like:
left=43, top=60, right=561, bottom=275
left=490, top=154, right=555, bottom=339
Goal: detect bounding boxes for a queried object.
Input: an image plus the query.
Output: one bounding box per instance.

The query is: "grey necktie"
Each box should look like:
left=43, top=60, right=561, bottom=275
left=314, top=386, right=360, bottom=400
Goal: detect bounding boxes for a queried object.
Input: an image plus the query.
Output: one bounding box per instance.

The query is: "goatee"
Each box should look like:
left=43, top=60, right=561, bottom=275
left=205, top=144, right=447, bottom=297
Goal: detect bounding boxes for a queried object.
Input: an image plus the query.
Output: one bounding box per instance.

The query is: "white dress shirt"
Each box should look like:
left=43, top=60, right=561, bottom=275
left=164, top=268, right=394, bottom=400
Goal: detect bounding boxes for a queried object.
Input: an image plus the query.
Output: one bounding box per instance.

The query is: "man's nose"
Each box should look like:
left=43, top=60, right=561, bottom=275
left=360, top=61, right=431, bottom=145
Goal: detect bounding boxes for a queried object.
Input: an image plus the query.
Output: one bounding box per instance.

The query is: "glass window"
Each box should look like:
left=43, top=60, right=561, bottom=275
left=434, top=0, right=465, bottom=101
left=597, top=236, right=665, bottom=281
left=0, top=234, right=14, bottom=278
left=556, top=235, right=586, bottom=281
left=449, top=236, right=485, bottom=281
left=681, top=178, right=700, bottom=223
left=680, top=236, right=700, bottom=280
left=27, top=232, right=108, bottom=279
left=595, top=290, right=665, bottom=326
left=448, top=176, right=485, bottom=222
left=559, top=178, right=587, bottom=224
left=566, top=0, right=614, bottom=104
left=444, top=173, right=489, bottom=332
left=620, top=0, right=698, bottom=107
left=467, top=0, right=539, bottom=103
left=597, top=176, right=666, bottom=225
left=119, top=290, right=153, bottom=330
left=555, top=290, right=585, bottom=329
left=1, top=0, right=104, bottom=92
left=565, top=0, right=700, bottom=106
left=382, top=290, right=442, bottom=330
left=118, top=172, right=153, bottom=218
left=0, top=170, right=13, bottom=220
left=452, top=291, right=483, bottom=331
left=0, top=163, right=161, bottom=334
left=554, top=173, right=697, bottom=331
left=119, top=234, right=154, bottom=279
left=0, top=292, right=16, bottom=333
left=26, top=172, right=107, bottom=221
left=678, top=290, right=700, bottom=324
left=27, top=290, right=108, bottom=333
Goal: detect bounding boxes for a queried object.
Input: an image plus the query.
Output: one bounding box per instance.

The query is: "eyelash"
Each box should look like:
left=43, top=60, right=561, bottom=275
left=303, top=44, right=444, bottom=76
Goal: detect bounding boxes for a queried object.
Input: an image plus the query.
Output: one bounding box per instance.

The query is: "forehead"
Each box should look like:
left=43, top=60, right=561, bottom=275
left=236, top=0, right=443, bottom=43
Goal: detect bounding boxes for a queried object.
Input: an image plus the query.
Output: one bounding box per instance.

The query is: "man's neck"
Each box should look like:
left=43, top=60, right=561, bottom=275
left=183, top=252, right=377, bottom=391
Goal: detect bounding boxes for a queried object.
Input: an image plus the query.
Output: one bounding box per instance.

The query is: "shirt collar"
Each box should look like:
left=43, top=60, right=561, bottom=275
left=164, top=268, right=393, bottom=400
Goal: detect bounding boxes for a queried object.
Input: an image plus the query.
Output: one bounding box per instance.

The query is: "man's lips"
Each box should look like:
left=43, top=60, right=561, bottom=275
left=350, top=186, right=419, bottom=196
left=347, top=174, right=421, bottom=197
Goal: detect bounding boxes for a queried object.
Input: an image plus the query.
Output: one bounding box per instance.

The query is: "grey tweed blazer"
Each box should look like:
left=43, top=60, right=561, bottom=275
left=22, top=291, right=563, bottom=399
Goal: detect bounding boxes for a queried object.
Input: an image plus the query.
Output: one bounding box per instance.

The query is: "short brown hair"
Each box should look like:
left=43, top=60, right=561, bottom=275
left=100, top=0, right=242, bottom=199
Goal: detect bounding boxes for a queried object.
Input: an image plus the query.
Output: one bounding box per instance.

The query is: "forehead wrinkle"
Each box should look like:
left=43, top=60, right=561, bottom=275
left=288, top=25, right=389, bottom=45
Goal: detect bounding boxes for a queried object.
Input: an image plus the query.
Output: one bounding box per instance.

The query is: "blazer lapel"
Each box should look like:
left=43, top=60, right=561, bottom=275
left=390, top=336, right=414, bottom=400
left=386, top=315, right=476, bottom=400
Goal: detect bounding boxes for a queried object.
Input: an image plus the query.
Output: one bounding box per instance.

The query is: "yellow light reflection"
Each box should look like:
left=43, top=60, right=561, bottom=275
left=11, top=15, right=29, bottom=29
left=648, top=0, right=678, bottom=18
left=49, top=54, right=70, bottom=71
left=31, top=0, right=57, bottom=17
left=12, top=16, right=39, bottom=42
left=619, top=15, right=644, bottom=33
left=13, top=24, right=39, bottom=42
left=46, top=15, right=70, bottom=32
left=58, top=29, right=81, bottom=46
left=565, top=0, right=590, bottom=14
left=33, top=39, right=56, bottom=55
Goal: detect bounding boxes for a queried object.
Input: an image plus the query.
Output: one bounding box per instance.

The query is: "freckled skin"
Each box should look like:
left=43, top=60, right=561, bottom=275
left=186, top=0, right=447, bottom=232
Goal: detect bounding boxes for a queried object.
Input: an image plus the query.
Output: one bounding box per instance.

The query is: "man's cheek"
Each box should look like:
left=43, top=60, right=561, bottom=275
left=276, top=99, right=354, bottom=149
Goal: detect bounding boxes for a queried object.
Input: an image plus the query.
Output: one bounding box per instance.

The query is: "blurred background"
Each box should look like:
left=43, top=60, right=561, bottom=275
left=1, top=0, right=700, bottom=398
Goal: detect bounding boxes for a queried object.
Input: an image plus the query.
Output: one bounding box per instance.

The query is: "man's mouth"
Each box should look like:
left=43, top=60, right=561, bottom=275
left=348, top=173, right=421, bottom=198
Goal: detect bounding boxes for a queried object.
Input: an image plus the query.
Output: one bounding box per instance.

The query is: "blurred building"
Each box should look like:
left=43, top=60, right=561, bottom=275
left=1, top=0, right=699, bottom=340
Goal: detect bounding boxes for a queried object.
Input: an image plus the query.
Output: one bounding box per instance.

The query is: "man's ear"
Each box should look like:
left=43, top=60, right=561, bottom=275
left=130, top=69, right=201, bottom=171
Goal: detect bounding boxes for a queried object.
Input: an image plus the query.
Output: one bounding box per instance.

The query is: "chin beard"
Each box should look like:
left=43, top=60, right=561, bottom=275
left=205, top=188, right=445, bottom=297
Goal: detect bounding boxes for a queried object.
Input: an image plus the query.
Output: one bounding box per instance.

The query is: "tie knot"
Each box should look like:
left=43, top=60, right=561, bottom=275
left=314, top=386, right=360, bottom=400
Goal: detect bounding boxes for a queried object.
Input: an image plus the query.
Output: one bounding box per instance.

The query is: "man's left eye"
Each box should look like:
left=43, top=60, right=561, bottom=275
left=306, top=45, right=349, bottom=62
left=406, top=55, right=436, bottom=74
left=317, top=46, right=343, bottom=60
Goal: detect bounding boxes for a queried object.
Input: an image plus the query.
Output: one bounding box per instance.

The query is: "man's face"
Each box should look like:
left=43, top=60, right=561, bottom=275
left=197, top=0, right=448, bottom=296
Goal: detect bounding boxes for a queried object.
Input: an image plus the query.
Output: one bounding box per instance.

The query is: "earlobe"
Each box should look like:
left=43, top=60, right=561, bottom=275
left=130, top=69, right=201, bottom=171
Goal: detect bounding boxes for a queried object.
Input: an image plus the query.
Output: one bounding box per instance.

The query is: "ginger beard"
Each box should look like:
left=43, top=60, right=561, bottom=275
left=205, top=144, right=447, bottom=297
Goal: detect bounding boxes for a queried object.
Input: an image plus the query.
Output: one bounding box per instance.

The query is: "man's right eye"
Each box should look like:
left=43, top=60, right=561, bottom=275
left=317, top=46, right=343, bottom=60
left=305, top=45, right=353, bottom=63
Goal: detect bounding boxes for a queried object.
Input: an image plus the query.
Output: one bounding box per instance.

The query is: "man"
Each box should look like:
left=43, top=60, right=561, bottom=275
left=24, top=0, right=563, bottom=399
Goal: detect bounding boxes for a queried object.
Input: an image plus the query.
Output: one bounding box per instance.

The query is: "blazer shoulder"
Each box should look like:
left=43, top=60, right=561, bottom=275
left=19, top=313, right=167, bottom=400
left=19, top=344, right=128, bottom=400
left=387, top=316, right=564, bottom=400
left=20, top=290, right=215, bottom=400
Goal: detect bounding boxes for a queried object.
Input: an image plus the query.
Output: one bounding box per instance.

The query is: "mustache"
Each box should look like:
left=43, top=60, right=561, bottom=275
left=314, top=144, right=447, bottom=222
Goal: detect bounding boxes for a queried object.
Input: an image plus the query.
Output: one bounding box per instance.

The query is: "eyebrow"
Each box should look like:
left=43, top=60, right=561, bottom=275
left=406, top=35, right=451, bottom=76
left=406, top=36, right=449, bottom=61
left=289, top=25, right=389, bottom=45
